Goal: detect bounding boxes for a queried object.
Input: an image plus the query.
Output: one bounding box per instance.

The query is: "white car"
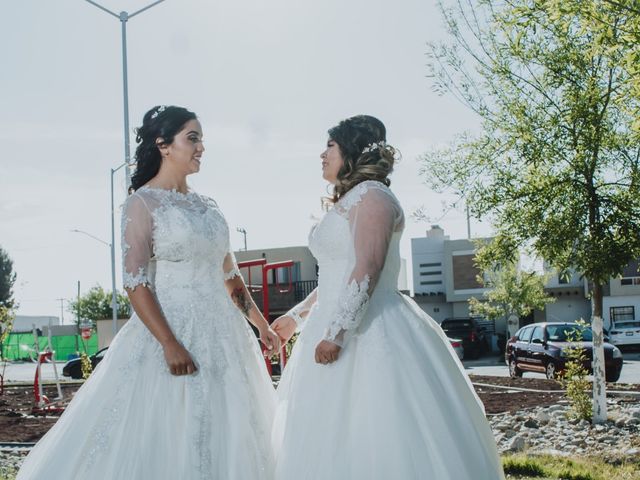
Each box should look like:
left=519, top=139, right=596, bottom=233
left=448, top=337, right=464, bottom=360
left=609, top=321, right=640, bottom=346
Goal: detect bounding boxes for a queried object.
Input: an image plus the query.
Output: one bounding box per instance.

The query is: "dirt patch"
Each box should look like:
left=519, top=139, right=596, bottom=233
left=0, top=377, right=637, bottom=442
left=470, top=374, right=640, bottom=415
left=0, top=384, right=79, bottom=442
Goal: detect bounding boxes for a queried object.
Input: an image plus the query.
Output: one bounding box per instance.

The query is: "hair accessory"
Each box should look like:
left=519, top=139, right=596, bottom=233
left=362, top=140, right=386, bottom=154
left=151, top=105, right=167, bottom=119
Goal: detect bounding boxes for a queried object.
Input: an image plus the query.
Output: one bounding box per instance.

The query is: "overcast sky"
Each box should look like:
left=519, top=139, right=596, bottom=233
left=1, top=0, right=489, bottom=319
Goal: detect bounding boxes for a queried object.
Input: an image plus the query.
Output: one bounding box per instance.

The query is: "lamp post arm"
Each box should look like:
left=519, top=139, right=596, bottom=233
left=130, top=0, right=167, bottom=19
left=71, top=229, right=110, bottom=247
left=84, top=0, right=119, bottom=19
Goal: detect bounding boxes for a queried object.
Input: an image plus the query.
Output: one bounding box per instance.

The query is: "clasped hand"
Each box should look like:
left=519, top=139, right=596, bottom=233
left=259, top=326, right=281, bottom=356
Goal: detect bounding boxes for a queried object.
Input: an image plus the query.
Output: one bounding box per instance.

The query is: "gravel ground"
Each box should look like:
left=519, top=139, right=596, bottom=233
left=490, top=398, right=640, bottom=457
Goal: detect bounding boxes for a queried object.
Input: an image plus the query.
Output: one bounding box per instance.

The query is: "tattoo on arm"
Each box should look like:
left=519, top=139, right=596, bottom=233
left=231, top=287, right=253, bottom=317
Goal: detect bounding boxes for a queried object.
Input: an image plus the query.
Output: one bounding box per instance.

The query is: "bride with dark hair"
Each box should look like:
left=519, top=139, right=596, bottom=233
left=272, top=115, right=505, bottom=480
left=17, top=105, right=280, bottom=480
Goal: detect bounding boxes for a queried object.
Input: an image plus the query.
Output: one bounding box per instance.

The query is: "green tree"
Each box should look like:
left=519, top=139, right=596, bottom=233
left=69, top=285, right=130, bottom=325
left=0, top=247, right=17, bottom=360
left=0, top=247, right=16, bottom=309
left=469, top=261, right=555, bottom=333
left=425, top=0, right=640, bottom=422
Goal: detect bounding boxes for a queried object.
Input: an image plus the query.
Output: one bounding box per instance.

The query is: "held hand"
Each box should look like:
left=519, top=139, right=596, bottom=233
left=163, top=340, right=198, bottom=376
left=260, top=327, right=282, bottom=355
left=271, top=315, right=297, bottom=343
left=315, top=340, right=341, bottom=365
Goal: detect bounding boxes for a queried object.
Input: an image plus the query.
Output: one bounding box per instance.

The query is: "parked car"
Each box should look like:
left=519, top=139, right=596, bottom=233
left=62, top=347, right=109, bottom=379
left=608, top=321, right=640, bottom=347
left=440, top=318, right=488, bottom=359
left=505, top=322, right=623, bottom=381
left=448, top=337, right=464, bottom=360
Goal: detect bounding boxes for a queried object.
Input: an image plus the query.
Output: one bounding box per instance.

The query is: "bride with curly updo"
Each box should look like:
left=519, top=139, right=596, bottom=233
left=272, top=115, right=505, bottom=479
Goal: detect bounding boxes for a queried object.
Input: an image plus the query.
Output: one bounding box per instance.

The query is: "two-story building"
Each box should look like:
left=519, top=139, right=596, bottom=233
left=411, top=225, right=491, bottom=324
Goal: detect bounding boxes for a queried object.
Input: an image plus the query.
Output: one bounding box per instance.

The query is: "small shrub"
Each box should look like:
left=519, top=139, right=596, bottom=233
left=560, top=320, right=592, bottom=420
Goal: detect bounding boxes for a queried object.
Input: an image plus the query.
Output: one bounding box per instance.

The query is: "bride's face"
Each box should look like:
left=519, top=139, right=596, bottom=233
left=320, top=139, right=344, bottom=184
left=159, top=119, right=205, bottom=176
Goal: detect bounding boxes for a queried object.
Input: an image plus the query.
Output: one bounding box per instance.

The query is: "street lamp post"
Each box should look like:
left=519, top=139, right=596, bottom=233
left=83, top=0, right=167, bottom=188
left=110, top=162, right=128, bottom=336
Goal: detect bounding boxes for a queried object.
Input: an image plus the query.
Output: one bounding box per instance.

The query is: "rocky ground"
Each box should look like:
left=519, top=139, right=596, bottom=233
left=490, top=398, right=640, bottom=457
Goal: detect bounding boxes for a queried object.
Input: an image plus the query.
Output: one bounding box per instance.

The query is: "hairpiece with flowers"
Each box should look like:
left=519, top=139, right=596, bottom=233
left=151, top=105, right=167, bottom=119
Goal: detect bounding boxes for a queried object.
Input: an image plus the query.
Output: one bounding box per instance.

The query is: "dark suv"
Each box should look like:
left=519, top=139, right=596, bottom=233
left=440, top=318, right=488, bottom=360
left=505, top=322, right=623, bottom=381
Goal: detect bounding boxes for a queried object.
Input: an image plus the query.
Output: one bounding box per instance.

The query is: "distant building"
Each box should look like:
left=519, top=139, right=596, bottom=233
left=12, top=315, right=60, bottom=333
left=234, top=245, right=408, bottom=318
left=533, top=265, right=591, bottom=326
left=603, top=260, right=640, bottom=332
left=411, top=226, right=490, bottom=324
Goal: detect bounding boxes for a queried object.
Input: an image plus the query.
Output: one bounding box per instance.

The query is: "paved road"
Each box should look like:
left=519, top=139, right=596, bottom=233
left=463, top=351, right=640, bottom=384
left=1, top=362, right=77, bottom=384
left=2, top=352, right=639, bottom=384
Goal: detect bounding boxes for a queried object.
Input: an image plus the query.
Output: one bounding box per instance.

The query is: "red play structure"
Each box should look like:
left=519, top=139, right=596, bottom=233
left=236, top=258, right=295, bottom=375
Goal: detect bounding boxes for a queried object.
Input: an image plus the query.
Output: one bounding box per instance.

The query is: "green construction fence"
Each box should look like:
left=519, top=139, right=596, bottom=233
left=1, top=332, right=98, bottom=361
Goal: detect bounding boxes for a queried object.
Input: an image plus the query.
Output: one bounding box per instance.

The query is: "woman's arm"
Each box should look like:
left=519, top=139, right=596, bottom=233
left=271, top=288, right=318, bottom=343
left=223, top=253, right=281, bottom=354
left=126, top=286, right=197, bottom=375
left=315, top=187, right=401, bottom=364
left=122, top=193, right=196, bottom=376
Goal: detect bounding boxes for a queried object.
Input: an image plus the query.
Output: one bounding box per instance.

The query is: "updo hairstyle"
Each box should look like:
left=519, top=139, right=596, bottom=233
left=328, top=115, right=399, bottom=203
left=130, top=105, right=197, bottom=191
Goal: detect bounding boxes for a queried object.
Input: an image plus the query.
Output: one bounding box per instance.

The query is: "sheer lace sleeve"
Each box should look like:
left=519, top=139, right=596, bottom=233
left=286, top=288, right=318, bottom=327
left=324, top=183, right=403, bottom=346
left=223, top=251, right=242, bottom=281
left=121, top=193, right=153, bottom=291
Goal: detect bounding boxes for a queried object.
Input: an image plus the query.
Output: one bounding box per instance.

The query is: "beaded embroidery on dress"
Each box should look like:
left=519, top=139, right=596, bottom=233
left=17, top=186, right=276, bottom=480
left=273, top=180, right=505, bottom=480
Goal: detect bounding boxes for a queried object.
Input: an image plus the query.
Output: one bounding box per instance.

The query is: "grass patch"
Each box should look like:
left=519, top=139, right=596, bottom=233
left=502, top=454, right=640, bottom=480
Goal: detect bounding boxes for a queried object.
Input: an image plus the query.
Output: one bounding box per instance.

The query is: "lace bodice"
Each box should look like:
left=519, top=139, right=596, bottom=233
left=121, top=186, right=240, bottom=291
left=289, top=180, right=405, bottom=346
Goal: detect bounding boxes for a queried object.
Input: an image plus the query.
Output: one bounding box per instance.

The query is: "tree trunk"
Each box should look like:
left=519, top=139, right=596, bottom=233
left=591, top=282, right=607, bottom=423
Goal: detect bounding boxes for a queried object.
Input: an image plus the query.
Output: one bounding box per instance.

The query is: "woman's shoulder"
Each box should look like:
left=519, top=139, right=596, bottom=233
left=337, top=180, right=399, bottom=212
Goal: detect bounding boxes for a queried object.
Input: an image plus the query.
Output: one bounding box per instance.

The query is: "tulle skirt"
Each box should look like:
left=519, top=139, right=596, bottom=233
left=17, top=310, right=276, bottom=480
left=273, top=291, right=505, bottom=480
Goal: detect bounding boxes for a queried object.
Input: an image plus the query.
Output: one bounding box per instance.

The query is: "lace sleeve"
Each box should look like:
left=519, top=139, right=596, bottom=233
left=223, top=251, right=242, bottom=281
left=286, top=288, right=318, bottom=327
left=324, top=184, right=403, bottom=346
left=121, top=193, right=153, bottom=290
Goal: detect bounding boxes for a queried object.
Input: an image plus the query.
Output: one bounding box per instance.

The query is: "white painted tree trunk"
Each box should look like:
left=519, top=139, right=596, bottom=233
left=591, top=315, right=607, bottom=423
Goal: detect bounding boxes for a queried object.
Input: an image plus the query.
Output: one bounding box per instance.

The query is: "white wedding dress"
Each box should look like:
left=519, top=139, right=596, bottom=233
left=273, top=180, right=505, bottom=480
left=17, top=186, right=276, bottom=480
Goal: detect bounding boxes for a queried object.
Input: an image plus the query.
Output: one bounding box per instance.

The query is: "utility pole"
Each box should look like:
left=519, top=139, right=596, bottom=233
left=237, top=227, right=248, bottom=251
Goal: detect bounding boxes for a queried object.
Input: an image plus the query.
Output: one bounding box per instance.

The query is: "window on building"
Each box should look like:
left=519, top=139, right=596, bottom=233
left=621, top=260, right=640, bottom=285
left=420, top=262, right=441, bottom=267
left=611, top=306, right=635, bottom=322
left=433, top=307, right=440, bottom=313
left=420, top=271, right=442, bottom=276
left=420, top=280, right=443, bottom=285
